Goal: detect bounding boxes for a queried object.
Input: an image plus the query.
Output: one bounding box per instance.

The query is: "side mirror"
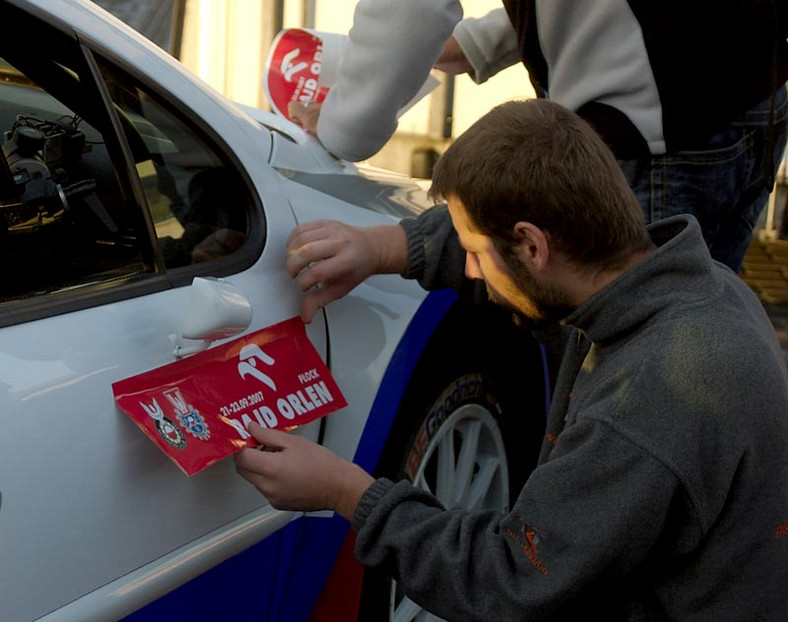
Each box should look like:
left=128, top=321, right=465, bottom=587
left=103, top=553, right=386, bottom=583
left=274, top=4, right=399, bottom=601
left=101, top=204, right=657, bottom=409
left=170, top=277, right=253, bottom=358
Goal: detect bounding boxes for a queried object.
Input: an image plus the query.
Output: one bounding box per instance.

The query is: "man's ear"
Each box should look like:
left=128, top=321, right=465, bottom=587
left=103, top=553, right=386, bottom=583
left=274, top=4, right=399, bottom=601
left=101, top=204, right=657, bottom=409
left=513, top=221, right=549, bottom=271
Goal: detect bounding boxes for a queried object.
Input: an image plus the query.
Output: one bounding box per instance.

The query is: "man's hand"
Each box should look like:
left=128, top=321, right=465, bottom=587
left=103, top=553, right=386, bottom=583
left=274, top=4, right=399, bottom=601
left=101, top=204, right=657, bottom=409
left=434, top=36, right=472, bottom=75
left=286, top=220, right=409, bottom=323
left=288, top=100, right=322, bottom=135
left=234, top=424, right=374, bottom=521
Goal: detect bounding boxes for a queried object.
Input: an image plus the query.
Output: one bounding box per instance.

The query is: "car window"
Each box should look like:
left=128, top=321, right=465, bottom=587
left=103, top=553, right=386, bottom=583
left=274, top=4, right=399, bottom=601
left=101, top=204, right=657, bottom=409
left=0, top=3, right=255, bottom=315
left=94, top=57, right=252, bottom=269
left=0, top=53, right=151, bottom=303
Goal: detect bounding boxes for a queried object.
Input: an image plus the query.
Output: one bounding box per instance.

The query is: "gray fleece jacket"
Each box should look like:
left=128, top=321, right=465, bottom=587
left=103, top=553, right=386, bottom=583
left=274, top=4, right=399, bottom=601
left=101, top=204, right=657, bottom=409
left=352, top=210, right=788, bottom=621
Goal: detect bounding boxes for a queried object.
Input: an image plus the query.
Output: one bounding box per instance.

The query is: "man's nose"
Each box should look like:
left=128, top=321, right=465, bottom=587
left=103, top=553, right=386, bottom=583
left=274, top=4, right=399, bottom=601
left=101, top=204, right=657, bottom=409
left=464, top=253, right=482, bottom=280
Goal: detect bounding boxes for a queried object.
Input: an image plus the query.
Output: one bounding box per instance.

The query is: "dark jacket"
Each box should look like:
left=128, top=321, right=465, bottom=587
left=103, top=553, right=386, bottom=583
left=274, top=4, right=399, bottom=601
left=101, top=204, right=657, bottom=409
left=354, top=213, right=788, bottom=620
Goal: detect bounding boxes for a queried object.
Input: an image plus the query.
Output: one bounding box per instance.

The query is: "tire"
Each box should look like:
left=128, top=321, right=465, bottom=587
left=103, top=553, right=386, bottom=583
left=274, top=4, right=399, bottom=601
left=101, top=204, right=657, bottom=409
left=357, top=299, right=547, bottom=622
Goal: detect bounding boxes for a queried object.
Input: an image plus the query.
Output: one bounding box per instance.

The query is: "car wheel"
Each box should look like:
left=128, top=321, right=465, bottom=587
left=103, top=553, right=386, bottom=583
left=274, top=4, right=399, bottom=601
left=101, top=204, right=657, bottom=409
left=358, top=300, right=547, bottom=621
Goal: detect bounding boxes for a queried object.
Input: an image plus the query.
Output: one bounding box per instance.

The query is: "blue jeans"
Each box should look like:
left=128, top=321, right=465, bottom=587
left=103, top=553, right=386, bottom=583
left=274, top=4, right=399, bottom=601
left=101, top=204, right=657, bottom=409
left=618, top=86, right=788, bottom=272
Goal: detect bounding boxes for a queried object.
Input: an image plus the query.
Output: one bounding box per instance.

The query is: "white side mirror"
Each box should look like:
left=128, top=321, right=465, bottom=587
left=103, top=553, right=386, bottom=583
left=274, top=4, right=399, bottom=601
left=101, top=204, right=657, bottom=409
left=170, top=277, right=253, bottom=358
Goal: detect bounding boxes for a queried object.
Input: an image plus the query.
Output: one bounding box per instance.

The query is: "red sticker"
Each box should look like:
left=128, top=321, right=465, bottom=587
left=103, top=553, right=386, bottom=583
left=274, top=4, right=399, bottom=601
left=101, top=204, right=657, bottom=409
left=263, top=28, right=331, bottom=120
left=112, top=317, right=347, bottom=475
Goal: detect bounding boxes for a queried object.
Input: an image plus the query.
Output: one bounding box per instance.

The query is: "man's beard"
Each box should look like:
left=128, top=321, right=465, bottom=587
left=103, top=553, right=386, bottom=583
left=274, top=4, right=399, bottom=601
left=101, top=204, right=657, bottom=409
left=487, top=257, right=575, bottom=327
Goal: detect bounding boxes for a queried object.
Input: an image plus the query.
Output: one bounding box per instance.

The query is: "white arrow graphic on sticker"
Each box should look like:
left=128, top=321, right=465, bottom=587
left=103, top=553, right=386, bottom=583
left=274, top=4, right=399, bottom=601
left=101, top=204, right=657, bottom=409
left=238, top=344, right=277, bottom=392
left=281, top=48, right=308, bottom=82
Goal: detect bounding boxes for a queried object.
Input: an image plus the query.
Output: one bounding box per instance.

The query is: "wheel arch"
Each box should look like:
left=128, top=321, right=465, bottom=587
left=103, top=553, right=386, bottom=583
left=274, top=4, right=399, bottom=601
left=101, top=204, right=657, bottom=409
left=288, top=290, right=553, bottom=622
left=353, top=288, right=551, bottom=479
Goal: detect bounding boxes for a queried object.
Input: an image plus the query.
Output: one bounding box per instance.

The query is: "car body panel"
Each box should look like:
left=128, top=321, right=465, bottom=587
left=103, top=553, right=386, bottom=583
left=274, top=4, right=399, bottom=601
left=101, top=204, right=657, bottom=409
left=118, top=289, right=459, bottom=622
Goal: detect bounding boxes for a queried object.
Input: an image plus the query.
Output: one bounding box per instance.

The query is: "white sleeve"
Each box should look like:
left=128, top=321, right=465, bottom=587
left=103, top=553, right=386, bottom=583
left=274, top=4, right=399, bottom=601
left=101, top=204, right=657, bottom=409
left=317, top=0, right=462, bottom=162
left=453, top=8, right=520, bottom=84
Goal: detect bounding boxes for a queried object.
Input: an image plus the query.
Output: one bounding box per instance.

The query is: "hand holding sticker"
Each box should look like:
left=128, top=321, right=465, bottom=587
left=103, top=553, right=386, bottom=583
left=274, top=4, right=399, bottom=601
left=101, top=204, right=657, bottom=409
left=263, top=28, right=439, bottom=124
left=113, top=317, right=347, bottom=476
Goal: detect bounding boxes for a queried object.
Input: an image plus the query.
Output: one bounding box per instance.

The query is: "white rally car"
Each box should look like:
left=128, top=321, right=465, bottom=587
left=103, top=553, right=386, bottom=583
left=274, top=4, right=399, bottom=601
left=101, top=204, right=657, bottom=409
left=0, top=1, right=548, bottom=620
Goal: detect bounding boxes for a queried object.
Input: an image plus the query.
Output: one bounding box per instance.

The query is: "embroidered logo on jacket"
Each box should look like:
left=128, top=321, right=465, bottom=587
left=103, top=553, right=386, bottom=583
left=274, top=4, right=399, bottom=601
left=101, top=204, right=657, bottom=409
left=506, top=517, right=548, bottom=575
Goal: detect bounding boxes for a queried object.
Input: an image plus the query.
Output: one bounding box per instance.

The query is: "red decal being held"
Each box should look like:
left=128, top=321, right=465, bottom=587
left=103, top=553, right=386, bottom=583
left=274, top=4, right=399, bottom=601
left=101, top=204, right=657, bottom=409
left=112, top=317, right=347, bottom=475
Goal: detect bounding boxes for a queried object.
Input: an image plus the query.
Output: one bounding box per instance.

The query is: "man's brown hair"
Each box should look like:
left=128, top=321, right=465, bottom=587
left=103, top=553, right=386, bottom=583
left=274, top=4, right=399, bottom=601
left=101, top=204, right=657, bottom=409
left=429, top=99, right=653, bottom=270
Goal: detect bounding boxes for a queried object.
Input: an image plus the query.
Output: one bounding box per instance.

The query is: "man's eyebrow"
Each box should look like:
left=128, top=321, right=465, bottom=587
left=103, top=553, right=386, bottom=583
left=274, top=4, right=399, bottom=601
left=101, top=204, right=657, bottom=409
left=454, top=230, right=472, bottom=252
left=458, top=227, right=484, bottom=253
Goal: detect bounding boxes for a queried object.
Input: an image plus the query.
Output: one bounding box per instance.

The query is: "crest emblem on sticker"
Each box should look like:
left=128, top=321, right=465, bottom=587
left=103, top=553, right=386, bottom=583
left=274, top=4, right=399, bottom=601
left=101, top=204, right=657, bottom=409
left=177, top=410, right=211, bottom=441
left=156, top=417, right=188, bottom=450
left=164, top=388, right=210, bottom=441
left=141, top=397, right=188, bottom=450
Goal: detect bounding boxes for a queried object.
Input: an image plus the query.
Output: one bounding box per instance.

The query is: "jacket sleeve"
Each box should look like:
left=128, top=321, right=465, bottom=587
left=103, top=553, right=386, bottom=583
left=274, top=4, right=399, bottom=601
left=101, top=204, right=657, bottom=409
left=399, top=204, right=468, bottom=291
left=316, top=0, right=462, bottom=162
left=352, top=419, right=697, bottom=620
left=453, top=8, right=520, bottom=84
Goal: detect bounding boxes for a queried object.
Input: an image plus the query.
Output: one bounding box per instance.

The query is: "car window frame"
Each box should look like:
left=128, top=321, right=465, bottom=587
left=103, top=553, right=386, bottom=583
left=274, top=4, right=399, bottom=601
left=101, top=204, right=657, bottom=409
left=86, top=45, right=266, bottom=275
left=82, top=37, right=267, bottom=284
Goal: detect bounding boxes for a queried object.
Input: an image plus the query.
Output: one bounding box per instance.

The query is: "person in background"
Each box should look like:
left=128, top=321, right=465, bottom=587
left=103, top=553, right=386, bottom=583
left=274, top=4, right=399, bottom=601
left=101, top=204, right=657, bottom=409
left=237, top=99, right=788, bottom=620
left=289, top=0, right=788, bottom=272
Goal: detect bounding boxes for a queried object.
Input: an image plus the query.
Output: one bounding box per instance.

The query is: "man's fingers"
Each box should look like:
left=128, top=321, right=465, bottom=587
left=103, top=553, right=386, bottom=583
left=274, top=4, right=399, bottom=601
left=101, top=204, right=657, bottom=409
left=299, top=281, right=350, bottom=323
left=247, top=422, right=289, bottom=448
left=234, top=426, right=289, bottom=473
left=286, top=101, right=321, bottom=134
left=286, top=237, right=344, bottom=280
left=287, top=101, right=307, bottom=125
left=285, top=220, right=373, bottom=321
left=286, top=220, right=331, bottom=248
left=234, top=447, right=270, bottom=474
left=286, top=250, right=311, bottom=280
left=294, top=254, right=348, bottom=291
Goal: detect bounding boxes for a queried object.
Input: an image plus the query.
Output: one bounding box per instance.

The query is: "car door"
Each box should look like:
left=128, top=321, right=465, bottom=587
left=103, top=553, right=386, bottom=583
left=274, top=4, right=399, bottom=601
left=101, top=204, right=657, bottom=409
left=0, top=4, right=320, bottom=620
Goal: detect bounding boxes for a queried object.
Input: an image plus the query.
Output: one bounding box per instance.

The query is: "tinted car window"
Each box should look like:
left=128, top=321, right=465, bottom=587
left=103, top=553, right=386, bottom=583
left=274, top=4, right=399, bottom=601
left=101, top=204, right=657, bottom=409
left=0, top=54, right=150, bottom=302
left=0, top=4, right=255, bottom=311
left=95, top=57, right=252, bottom=269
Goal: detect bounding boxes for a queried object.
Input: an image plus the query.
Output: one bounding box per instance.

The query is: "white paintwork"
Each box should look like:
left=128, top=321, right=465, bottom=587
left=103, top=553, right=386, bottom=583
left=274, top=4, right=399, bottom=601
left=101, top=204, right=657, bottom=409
left=34, top=509, right=297, bottom=622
